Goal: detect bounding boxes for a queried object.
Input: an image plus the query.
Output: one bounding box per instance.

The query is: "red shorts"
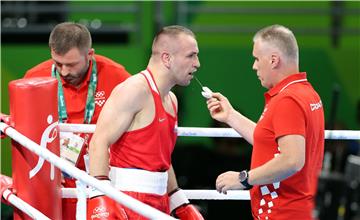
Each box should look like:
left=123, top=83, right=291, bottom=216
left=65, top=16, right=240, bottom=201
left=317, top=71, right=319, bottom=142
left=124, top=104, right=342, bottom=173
left=62, top=180, right=170, bottom=220
left=121, top=191, right=169, bottom=219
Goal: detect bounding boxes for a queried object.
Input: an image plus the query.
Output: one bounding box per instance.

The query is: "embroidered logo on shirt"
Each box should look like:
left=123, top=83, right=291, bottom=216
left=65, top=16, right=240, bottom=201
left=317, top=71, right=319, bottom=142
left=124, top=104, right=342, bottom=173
left=95, top=91, right=106, bottom=107
left=310, top=100, right=322, bottom=111
left=159, top=118, right=166, bottom=122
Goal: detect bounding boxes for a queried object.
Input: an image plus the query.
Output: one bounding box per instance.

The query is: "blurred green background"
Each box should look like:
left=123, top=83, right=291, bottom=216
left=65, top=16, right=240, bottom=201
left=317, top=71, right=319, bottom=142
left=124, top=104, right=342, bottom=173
left=1, top=1, right=359, bottom=219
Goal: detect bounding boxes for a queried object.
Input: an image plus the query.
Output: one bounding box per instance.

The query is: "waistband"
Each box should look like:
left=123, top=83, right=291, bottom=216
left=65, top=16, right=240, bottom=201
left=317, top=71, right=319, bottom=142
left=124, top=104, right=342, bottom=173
left=109, top=167, right=168, bottom=196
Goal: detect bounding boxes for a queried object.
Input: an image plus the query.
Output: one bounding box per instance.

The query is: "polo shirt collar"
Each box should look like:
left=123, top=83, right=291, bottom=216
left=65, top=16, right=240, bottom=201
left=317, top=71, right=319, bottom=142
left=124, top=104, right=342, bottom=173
left=265, top=72, right=307, bottom=99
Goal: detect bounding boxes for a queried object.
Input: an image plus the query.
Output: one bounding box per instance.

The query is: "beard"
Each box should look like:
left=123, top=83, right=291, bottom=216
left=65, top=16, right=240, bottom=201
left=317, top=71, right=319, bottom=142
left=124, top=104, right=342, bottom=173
left=62, top=74, right=83, bottom=86
left=61, top=61, right=89, bottom=86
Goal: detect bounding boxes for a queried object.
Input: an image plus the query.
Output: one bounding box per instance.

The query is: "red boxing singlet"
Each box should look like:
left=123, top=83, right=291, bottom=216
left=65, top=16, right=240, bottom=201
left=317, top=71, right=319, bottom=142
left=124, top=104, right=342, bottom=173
left=110, top=69, right=177, bottom=171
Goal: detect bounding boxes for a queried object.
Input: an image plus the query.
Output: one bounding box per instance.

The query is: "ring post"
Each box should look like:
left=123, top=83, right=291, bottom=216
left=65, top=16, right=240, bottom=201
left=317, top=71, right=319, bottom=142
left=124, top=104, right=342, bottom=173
left=9, top=77, right=61, bottom=220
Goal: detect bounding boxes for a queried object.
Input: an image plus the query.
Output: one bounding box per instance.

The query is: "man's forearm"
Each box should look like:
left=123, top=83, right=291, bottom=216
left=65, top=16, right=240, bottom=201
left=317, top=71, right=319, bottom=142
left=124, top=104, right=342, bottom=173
left=227, top=109, right=256, bottom=145
left=167, top=165, right=179, bottom=193
left=248, top=154, right=300, bottom=186
left=89, top=141, right=110, bottom=177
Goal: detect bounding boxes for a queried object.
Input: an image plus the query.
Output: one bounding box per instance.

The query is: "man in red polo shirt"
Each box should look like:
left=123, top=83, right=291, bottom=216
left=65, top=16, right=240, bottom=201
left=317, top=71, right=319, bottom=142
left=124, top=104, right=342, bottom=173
left=207, top=24, right=324, bottom=219
left=24, top=22, right=130, bottom=220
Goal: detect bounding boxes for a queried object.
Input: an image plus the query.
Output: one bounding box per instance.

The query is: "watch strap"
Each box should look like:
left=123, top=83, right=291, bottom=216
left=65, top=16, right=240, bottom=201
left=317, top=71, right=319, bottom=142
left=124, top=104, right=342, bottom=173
left=240, top=170, right=253, bottom=190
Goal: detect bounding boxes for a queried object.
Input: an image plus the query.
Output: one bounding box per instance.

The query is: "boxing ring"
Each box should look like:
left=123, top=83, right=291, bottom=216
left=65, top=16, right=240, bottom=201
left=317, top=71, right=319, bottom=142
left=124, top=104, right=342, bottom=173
left=2, top=122, right=360, bottom=219
left=1, top=77, right=360, bottom=219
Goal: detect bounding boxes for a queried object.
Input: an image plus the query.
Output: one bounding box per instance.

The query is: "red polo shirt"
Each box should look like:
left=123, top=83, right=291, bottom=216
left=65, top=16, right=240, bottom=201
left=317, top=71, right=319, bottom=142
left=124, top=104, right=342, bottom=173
left=251, top=73, right=324, bottom=220
left=24, top=54, right=130, bottom=220
left=24, top=54, right=130, bottom=124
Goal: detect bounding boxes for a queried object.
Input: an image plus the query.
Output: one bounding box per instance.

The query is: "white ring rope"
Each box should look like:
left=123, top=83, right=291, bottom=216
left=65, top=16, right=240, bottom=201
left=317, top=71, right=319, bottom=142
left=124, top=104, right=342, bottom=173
left=0, top=122, right=175, bottom=220
left=183, top=190, right=250, bottom=200
left=2, top=189, right=51, bottom=220
left=348, top=154, right=360, bottom=166
left=62, top=188, right=250, bottom=200
left=2, top=121, right=359, bottom=219
left=59, top=123, right=360, bottom=140
left=59, top=123, right=96, bottom=134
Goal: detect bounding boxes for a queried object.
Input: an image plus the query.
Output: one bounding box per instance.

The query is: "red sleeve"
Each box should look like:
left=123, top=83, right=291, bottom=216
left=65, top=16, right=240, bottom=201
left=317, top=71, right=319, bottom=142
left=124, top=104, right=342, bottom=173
left=23, top=60, right=53, bottom=78
left=272, top=96, right=306, bottom=139
left=114, top=67, right=131, bottom=82
left=24, top=68, right=36, bottom=78
left=95, top=55, right=131, bottom=82
left=24, top=69, right=38, bottom=78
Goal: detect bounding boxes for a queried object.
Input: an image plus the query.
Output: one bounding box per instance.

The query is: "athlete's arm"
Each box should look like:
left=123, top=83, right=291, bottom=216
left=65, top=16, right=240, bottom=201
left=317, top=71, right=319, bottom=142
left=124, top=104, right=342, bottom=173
left=89, top=76, right=147, bottom=177
left=167, top=165, right=178, bottom=193
left=167, top=91, right=179, bottom=193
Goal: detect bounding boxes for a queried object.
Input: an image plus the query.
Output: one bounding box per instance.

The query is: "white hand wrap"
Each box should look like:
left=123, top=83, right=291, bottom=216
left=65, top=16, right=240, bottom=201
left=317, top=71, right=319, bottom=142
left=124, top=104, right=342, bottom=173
left=88, top=180, right=111, bottom=198
left=169, top=188, right=190, bottom=213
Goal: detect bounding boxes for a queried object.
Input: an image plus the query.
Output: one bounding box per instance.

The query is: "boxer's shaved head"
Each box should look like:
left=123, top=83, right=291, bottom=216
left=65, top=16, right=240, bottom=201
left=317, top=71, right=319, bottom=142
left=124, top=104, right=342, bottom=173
left=151, top=25, right=196, bottom=58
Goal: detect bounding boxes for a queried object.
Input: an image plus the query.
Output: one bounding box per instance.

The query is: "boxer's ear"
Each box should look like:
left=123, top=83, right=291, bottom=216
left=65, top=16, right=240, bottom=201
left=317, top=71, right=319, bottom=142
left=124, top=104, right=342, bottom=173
left=161, top=52, right=171, bottom=69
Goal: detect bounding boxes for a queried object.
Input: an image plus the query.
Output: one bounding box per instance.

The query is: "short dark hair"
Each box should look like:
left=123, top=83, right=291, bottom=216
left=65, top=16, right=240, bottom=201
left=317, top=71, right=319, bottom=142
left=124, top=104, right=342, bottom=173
left=154, top=25, right=195, bottom=41
left=49, top=22, right=92, bottom=55
left=151, top=25, right=195, bottom=53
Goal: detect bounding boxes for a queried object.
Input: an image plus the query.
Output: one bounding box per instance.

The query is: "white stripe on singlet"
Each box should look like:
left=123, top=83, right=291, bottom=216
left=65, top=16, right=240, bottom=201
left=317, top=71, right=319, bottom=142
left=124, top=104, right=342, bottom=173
left=141, top=69, right=159, bottom=95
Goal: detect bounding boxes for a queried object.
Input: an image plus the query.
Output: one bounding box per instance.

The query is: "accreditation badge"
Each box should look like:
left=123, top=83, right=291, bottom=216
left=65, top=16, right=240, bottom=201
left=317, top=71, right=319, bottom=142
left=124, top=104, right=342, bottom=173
left=60, top=132, right=85, bottom=166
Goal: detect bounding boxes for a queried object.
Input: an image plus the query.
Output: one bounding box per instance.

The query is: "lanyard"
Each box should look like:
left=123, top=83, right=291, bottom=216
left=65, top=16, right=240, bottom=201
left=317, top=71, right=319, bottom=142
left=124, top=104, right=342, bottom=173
left=51, top=59, right=97, bottom=124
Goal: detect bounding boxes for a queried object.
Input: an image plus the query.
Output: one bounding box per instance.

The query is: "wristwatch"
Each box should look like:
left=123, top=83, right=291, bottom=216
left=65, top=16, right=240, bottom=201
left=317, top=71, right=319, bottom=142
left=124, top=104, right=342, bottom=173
left=239, top=170, right=253, bottom=190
